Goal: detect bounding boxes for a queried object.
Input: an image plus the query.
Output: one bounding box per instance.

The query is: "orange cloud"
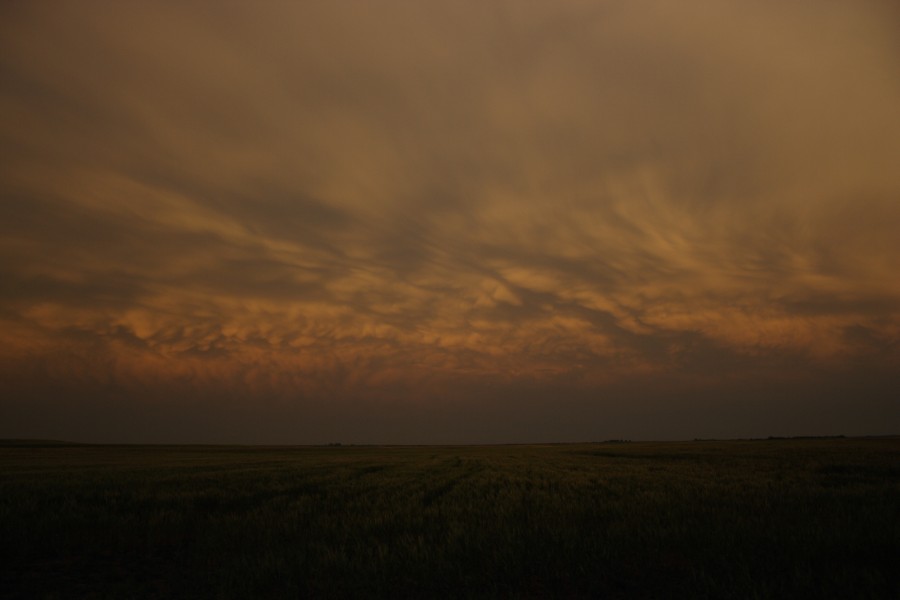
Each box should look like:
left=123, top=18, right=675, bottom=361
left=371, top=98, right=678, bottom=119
left=1, top=0, right=898, bottom=441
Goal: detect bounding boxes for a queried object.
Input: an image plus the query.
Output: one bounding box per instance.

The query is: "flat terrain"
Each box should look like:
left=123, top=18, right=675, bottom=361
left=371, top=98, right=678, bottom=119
left=1, top=438, right=898, bottom=598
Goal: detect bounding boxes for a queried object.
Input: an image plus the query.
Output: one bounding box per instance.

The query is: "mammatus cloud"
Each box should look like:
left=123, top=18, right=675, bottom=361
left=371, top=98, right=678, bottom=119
left=1, top=1, right=898, bottom=442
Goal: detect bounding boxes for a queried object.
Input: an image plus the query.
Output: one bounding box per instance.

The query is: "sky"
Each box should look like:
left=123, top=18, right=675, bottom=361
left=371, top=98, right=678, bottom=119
left=1, top=0, right=899, bottom=444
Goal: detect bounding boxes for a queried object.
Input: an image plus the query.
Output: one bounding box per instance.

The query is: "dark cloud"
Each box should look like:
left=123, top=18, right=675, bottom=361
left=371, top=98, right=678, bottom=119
left=1, top=0, right=898, bottom=442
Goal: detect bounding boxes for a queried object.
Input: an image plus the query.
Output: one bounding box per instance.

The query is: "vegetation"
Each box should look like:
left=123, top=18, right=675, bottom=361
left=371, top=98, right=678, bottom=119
left=1, top=438, right=898, bottom=598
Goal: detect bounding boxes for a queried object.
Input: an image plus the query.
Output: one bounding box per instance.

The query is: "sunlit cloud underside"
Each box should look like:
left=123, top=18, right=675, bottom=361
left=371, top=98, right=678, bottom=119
left=1, top=1, right=898, bottom=442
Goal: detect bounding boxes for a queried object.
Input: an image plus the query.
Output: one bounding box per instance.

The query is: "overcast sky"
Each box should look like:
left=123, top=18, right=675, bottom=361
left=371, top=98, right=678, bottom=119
left=1, top=0, right=898, bottom=443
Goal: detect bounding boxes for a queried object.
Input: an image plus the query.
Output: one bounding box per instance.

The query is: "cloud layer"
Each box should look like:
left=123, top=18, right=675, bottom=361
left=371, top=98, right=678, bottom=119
left=2, top=1, right=899, bottom=442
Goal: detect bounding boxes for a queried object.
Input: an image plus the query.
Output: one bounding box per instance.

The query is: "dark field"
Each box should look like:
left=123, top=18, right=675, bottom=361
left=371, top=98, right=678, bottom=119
left=1, top=438, right=898, bottom=599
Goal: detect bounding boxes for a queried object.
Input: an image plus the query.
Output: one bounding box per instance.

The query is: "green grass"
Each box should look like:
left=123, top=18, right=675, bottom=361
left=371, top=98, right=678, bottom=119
left=1, top=438, right=898, bottom=598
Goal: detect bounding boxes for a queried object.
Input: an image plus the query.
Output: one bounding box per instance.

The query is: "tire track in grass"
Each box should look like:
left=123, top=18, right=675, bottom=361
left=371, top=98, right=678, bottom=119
left=421, top=458, right=485, bottom=508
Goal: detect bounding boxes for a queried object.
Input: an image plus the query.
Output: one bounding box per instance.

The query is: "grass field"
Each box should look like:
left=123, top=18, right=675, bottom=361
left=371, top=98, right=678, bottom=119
left=1, top=438, right=898, bottom=599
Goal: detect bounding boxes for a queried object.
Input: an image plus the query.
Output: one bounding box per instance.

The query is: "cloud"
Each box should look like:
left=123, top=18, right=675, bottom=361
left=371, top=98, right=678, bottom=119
left=1, top=0, right=898, bottom=441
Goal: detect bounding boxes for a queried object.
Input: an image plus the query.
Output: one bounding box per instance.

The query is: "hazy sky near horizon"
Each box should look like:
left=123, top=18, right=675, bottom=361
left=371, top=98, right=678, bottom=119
left=2, top=1, right=899, bottom=443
